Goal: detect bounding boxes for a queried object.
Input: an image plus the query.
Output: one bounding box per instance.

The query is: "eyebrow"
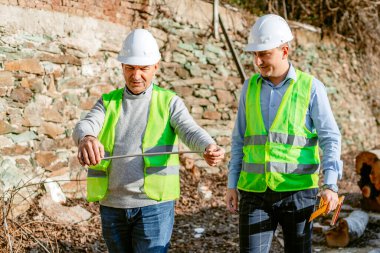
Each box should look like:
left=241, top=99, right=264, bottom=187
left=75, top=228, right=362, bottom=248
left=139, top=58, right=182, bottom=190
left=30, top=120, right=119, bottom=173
left=124, top=65, right=151, bottom=69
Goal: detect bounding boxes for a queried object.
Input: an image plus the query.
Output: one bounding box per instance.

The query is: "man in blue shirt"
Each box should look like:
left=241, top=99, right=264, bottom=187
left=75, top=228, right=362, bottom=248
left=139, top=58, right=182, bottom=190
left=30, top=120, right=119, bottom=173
left=226, top=14, right=343, bottom=253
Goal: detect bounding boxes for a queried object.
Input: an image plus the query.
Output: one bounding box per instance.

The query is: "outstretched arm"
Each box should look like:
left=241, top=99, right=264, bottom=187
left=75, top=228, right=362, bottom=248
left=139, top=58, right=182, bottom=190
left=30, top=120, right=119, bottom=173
left=169, top=96, right=224, bottom=166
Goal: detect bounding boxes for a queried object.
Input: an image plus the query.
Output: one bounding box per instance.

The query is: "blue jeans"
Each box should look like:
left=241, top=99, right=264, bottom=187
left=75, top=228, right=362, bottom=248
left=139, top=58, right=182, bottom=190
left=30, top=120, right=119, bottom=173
left=100, top=201, right=175, bottom=253
left=239, top=188, right=318, bottom=253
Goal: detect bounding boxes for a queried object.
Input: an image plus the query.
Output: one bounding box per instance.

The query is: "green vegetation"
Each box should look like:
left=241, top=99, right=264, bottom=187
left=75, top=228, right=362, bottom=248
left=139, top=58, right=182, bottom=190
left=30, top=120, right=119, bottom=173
left=223, top=0, right=380, bottom=55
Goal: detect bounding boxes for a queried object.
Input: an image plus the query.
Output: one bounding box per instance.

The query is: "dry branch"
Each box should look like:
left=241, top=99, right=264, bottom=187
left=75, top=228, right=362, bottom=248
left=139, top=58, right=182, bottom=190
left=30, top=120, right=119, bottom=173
left=0, top=177, right=85, bottom=252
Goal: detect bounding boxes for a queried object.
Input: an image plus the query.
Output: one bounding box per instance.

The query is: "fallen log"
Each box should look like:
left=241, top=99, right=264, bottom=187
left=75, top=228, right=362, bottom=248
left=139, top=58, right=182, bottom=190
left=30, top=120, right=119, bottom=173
left=355, top=150, right=380, bottom=211
left=325, top=210, right=369, bottom=247
left=355, top=151, right=379, bottom=175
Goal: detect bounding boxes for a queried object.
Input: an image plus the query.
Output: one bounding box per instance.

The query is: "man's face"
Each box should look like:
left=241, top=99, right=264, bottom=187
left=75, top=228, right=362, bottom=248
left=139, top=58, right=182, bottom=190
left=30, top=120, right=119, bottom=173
left=253, top=46, right=288, bottom=79
left=122, top=63, right=159, bottom=94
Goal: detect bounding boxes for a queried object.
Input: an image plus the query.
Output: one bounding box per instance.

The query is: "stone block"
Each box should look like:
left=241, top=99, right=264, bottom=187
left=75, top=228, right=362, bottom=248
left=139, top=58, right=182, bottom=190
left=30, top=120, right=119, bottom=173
left=171, top=77, right=209, bottom=87
left=216, top=89, right=234, bottom=104
left=191, top=106, right=204, bottom=114
left=1, top=144, right=32, bottom=156
left=42, top=107, right=64, bottom=123
left=39, top=52, right=81, bottom=65
left=0, top=71, right=14, bottom=86
left=194, top=88, right=212, bottom=98
left=213, top=80, right=227, bottom=90
left=40, top=122, right=65, bottom=139
left=8, top=131, right=38, bottom=143
left=172, top=52, right=187, bottom=65
left=39, top=195, right=91, bottom=224
left=173, top=86, right=193, bottom=97
left=79, top=96, right=98, bottom=110
left=10, top=87, right=33, bottom=103
left=0, top=158, right=39, bottom=218
left=184, top=96, right=209, bottom=106
left=4, top=58, right=44, bottom=74
left=184, top=62, right=202, bottom=77
left=0, top=120, right=13, bottom=134
left=203, top=110, right=221, bottom=120
left=22, top=102, right=42, bottom=127
left=0, top=136, right=13, bottom=147
left=216, top=136, right=230, bottom=146
left=35, top=151, right=59, bottom=168
left=174, top=67, right=190, bottom=79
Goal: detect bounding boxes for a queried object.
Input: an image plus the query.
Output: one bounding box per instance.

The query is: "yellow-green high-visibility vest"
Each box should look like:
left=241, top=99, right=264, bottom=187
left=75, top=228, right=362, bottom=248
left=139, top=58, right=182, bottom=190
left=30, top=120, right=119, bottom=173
left=86, top=84, right=180, bottom=202
left=238, top=69, right=320, bottom=192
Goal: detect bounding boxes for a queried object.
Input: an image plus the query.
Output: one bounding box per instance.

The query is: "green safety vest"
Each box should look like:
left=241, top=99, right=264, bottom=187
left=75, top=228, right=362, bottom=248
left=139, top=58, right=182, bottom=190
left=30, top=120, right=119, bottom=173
left=238, top=69, right=320, bottom=192
left=86, top=84, right=180, bottom=202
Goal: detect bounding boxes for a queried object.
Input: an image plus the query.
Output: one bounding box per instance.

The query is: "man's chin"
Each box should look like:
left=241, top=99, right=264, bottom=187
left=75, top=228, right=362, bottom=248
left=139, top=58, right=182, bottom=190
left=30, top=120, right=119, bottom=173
left=126, top=85, right=146, bottom=95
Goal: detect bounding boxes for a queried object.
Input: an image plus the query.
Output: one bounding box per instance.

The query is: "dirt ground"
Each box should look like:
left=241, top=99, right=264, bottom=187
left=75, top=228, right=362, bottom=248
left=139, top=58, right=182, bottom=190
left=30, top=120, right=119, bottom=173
left=1, top=151, right=379, bottom=252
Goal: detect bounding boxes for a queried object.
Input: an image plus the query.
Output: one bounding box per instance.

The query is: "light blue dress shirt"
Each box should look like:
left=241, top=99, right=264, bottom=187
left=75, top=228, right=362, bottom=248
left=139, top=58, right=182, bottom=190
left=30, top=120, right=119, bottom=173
left=228, top=63, right=343, bottom=189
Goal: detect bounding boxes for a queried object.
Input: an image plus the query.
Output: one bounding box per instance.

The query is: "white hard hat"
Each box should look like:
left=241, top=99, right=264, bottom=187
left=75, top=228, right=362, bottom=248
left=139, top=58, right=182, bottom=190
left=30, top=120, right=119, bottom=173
left=244, top=14, right=293, bottom=52
left=117, top=29, right=161, bottom=66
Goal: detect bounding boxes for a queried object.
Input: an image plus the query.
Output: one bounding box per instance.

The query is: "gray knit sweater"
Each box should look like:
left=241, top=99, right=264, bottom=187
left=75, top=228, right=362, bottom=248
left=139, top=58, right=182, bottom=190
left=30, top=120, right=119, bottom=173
left=73, top=83, right=215, bottom=208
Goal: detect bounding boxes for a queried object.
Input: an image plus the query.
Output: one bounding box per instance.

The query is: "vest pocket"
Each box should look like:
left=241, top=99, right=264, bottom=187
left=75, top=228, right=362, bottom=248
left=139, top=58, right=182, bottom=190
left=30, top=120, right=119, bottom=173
left=144, top=166, right=180, bottom=201
left=87, top=175, right=108, bottom=202
left=87, top=160, right=110, bottom=202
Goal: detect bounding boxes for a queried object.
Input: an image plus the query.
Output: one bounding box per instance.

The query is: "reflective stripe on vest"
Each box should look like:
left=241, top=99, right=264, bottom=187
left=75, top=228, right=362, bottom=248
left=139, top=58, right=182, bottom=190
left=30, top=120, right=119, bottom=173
left=244, top=133, right=318, bottom=147
left=87, top=169, right=107, bottom=178
left=86, top=84, right=180, bottom=202
left=146, top=166, right=180, bottom=175
left=238, top=70, right=320, bottom=192
left=242, top=162, right=319, bottom=174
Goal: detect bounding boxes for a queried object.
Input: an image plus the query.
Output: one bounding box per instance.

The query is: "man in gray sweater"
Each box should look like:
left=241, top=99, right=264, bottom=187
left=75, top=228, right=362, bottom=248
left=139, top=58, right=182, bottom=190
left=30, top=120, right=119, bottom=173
left=73, top=29, right=224, bottom=253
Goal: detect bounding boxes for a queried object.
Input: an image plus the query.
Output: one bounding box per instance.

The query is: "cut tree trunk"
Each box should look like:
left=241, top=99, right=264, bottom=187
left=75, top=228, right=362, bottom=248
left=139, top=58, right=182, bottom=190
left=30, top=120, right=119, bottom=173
left=325, top=210, right=369, bottom=247
left=355, top=150, right=380, bottom=211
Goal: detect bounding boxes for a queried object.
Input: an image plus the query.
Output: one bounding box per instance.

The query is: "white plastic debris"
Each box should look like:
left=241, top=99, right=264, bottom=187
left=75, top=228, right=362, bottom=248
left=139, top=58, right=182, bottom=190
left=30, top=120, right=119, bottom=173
left=194, top=228, right=205, bottom=234
left=197, top=184, right=212, bottom=200
left=44, top=178, right=66, bottom=203
left=194, top=227, right=205, bottom=238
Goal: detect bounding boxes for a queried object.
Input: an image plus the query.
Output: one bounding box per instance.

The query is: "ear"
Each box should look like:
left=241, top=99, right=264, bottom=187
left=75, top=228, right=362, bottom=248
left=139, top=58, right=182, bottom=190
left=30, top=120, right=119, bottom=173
left=153, top=62, right=160, bottom=72
left=281, top=45, right=289, bottom=60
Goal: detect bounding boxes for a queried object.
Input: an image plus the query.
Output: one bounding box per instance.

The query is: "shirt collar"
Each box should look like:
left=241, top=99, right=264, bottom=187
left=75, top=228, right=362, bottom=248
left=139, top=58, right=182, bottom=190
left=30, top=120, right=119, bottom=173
left=260, top=62, right=297, bottom=88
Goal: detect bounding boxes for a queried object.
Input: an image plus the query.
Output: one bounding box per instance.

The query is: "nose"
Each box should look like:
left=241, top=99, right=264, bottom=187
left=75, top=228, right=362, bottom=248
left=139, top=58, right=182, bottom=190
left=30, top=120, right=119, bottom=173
left=254, top=55, right=263, bottom=66
left=132, top=69, right=142, bottom=80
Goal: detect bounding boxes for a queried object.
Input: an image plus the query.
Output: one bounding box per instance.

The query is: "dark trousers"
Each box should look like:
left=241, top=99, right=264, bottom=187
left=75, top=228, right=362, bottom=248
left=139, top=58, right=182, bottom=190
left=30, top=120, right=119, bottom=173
left=239, top=188, right=318, bottom=253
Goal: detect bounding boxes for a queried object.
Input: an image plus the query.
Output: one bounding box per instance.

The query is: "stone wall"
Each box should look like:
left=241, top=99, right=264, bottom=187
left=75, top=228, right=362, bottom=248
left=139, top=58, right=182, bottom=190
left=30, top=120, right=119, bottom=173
left=0, top=0, right=379, bottom=215
left=0, top=0, right=150, bottom=27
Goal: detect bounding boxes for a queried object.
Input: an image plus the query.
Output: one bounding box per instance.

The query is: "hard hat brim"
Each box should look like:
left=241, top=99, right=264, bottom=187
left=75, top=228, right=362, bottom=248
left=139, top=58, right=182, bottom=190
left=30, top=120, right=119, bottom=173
left=117, top=55, right=161, bottom=66
left=244, top=37, right=293, bottom=52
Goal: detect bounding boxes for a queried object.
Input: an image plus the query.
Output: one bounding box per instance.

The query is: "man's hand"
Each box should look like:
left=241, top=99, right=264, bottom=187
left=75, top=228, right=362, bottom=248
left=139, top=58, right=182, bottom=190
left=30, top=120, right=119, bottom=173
left=203, top=144, right=225, bottom=166
left=77, top=135, right=104, bottom=166
left=225, top=188, right=238, bottom=213
left=320, top=189, right=339, bottom=214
